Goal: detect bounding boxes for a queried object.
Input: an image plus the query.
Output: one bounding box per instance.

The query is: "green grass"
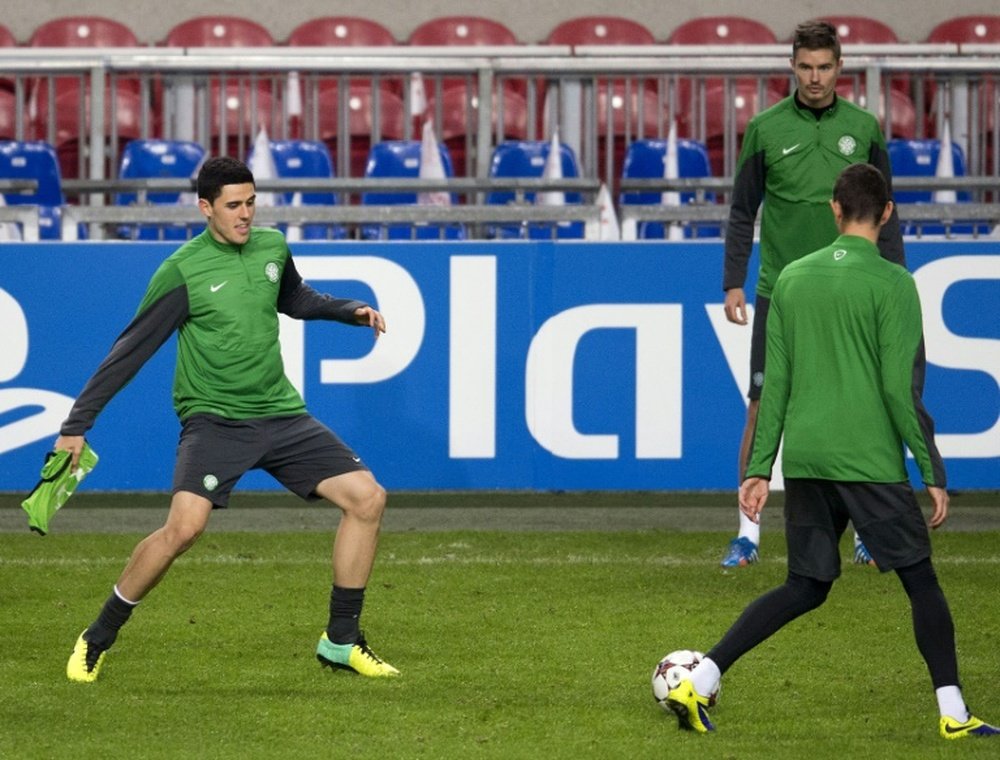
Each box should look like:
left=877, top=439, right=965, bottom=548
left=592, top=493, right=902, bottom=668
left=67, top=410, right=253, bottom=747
left=2, top=528, right=999, bottom=759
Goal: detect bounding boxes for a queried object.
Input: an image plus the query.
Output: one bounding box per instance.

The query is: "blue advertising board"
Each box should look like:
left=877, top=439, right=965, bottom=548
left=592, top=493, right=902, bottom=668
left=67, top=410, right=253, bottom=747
left=0, top=240, right=997, bottom=491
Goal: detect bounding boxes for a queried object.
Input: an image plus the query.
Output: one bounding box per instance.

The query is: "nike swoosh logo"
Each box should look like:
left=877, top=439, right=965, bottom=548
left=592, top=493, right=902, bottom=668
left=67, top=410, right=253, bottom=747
left=782, top=144, right=800, bottom=155
left=944, top=722, right=969, bottom=734
left=834, top=249, right=846, bottom=260
left=210, top=281, right=228, bottom=293
left=352, top=456, right=362, bottom=463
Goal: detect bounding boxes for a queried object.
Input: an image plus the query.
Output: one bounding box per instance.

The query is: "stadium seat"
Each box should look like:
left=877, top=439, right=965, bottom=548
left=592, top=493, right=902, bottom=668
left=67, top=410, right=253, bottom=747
left=619, top=138, right=718, bottom=238
left=317, top=85, right=405, bottom=179
left=819, top=16, right=909, bottom=95
left=29, top=16, right=138, bottom=47
left=835, top=84, right=917, bottom=139
left=543, top=16, right=655, bottom=45
left=287, top=16, right=396, bottom=46
left=0, top=140, right=66, bottom=239
left=429, top=87, right=529, bottom=176
left=245, top=138, right=345, bottom=240
left=926, top=15, right=1000, bottom=44
left=408, top=15, right=519, bottom=46
left=682, top=81, right=784, bottom=176
left=0, top=24, right=17, bottom=94
left=163, top=16, right=273, bottom=47
left=407, top=16, right=521, bottom=102
left=887, top=137, right=988, bottom=235
left=486, top=139, right=584, bottom=239
left=286, top=17, right=400, bottom=98
left=667, top=16, right=785, bottom=115
left=360, top=139, right=464, bottom=240
left=0, top=90, right=17, bottom=139
left=115, top=139, right=204, bottom=240
left=30, top=85, right=145, bottom=179
left=207, top=82, right=277, bottom=159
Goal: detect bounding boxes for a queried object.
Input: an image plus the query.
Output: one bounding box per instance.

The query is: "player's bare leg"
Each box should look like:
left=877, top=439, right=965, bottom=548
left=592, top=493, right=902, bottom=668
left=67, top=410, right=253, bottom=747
left=314, top=470, right=398, bottom=676
left=722, top=401, right=760, bottom=567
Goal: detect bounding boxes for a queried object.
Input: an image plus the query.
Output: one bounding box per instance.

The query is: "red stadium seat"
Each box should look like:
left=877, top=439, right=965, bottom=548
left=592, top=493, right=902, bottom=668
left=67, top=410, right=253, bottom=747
left=288, top=17, right=400, bottom=98
left=207, top=82, right=277, bottom=157
left=287, top=16, right=396, bottom=46
left=30, top=86, right=145, bottom=178
left=0, top=24, right=17, bottom=95
left=667, top=16, right=777, bottom=45
left=408, top=17, right=521, bottom=103
left=29, top=16, right=138, bottom=47
left=408, top=16, right=519, bottom=46
left=680, top=81, right=784, bottom=177
left=316, top=85, right=405, bottom=179
left=163, top=16, right=273, bottom=47
left=820, top=16, right=909, bottom=94
left=667, top=17, right=785, bottom=118
left=0, top=90, right=18, bottom=138
left=429, top=87, right=529, bottom=175
left=926, top=15, right=1000, bottom=44
left=835, top=84, right=917, bottom=139
left=543, top=16, right=655, bottom=45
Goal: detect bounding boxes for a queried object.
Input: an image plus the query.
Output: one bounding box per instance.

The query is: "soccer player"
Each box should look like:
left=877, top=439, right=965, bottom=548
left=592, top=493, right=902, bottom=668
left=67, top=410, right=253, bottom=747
left=720, top=19, right=905, bottom=568
left=58, top=156, right=399, bottom=682
left=666, top=163, right=998, bottom=740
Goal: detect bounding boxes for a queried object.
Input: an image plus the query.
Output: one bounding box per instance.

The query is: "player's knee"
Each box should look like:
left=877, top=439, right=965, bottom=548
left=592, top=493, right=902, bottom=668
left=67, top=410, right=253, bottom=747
left=163, top=520, right=205, bottom=554
left=347, top=480, right=386, bottom=524
left=786, top=572, right=832, bottom=611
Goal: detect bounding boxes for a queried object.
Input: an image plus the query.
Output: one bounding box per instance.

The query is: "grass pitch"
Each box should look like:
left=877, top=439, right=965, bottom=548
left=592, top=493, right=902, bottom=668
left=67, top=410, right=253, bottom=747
left=1, top=498, right=998, bottom=759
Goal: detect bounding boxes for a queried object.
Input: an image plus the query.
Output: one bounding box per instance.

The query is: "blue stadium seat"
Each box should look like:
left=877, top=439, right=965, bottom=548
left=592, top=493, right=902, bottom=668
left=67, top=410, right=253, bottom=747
left=0, top=140, right=65, bottom=240
left=245, top=139, right=345, bottom=240
left=360, top=140, right=464, bottom=240
left=486, top=140, right=584, bottom=239
left=887, top=138, right=988, bottom=235
left=619, top=138, right=718, bottom=239
left=116, top=139, right=205, bottom=241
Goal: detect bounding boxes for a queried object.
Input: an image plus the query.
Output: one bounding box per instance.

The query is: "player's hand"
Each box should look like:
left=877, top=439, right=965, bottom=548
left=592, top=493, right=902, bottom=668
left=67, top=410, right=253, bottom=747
left=54, top=434, right=85, bottom=470
left=926, top=485, right=949, bottom=529
left=354, top=306, right=386, bottom=340
left=724, top=288, right=748, bottom=325
left=738, top=477, right=769, bottom=523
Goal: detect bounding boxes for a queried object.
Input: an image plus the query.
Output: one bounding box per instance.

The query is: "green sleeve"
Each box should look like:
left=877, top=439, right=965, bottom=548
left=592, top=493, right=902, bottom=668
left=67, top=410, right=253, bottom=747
left=745, top=285, right=790, bottom=479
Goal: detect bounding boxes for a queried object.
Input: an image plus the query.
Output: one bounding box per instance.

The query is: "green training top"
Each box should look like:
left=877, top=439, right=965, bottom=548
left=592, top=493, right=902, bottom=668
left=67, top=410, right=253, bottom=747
left=61, top=227, right=365, bottom=434
left=745, top=233, right=946, bottom=486
left=723, top=96, right=905, bottom=298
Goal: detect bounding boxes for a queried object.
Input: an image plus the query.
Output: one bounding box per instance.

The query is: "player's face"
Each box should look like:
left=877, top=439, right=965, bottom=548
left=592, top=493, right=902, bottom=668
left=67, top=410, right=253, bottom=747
left=199, top=183, right=256, bottom=246
left=791, top=47, right=842, bottom=109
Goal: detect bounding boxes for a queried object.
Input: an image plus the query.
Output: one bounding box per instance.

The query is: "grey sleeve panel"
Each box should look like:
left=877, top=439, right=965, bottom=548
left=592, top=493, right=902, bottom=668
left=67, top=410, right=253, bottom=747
left=277, top=255, right=366, bottom=322
left=60, top=285, right=189, bottom=436
left=723, top=150, right=766, bottom=291
left=869, top=143, right=906, bottom=267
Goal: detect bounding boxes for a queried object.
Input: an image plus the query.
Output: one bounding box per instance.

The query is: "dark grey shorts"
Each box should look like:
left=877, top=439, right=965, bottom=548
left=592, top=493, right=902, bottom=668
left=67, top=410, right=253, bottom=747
left=748, top=295, right=770, bottom=401
left=784, top=478, right=932, bottom=581
left=173, top=413, right=369, bottom=508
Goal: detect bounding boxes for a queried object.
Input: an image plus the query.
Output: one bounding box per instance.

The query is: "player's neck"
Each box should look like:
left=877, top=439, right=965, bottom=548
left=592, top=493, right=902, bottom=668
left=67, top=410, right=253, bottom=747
left=838, top=222, right=881, bottom=244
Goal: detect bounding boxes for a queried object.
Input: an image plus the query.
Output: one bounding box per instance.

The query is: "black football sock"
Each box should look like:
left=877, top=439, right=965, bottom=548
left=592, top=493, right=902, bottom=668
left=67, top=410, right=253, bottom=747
left=327, top=586, right=365, bottom=645
left=83, top=587, right=138, bottom=650
left=896, top=558, right=960, bottom=688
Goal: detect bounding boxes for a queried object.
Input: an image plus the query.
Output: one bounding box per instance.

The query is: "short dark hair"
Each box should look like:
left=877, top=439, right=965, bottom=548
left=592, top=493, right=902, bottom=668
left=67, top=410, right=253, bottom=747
left=833, top=163, right=890, bottom=225
left=792, top=19, right=841, bottom=60
left=197, top=156, right=255, bottom=202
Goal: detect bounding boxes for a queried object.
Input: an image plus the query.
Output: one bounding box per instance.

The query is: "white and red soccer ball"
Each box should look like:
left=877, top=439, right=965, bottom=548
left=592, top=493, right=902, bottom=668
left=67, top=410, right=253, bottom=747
left=651, top=649, right=721, bottom=711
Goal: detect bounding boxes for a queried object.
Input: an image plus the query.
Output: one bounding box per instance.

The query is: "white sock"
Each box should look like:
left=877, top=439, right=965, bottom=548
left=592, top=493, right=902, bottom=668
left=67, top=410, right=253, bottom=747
left=692, top=657, right=722, bottom=698
left=936, top=686, right=968, bottom=721
left=738, top=509, right=760, bottom=546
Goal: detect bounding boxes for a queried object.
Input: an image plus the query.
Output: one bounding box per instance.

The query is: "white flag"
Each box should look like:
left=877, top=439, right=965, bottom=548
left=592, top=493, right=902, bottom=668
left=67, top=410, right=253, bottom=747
left=596, top=182, right=620, bottom=241
left=418, top=119, right=450, bottom=206
left=933, top=118, right=957, bottom=204
left=0, top=194, right=22, bottom=242
left=662, top=120, right=684, bottom=241
left=248, top=127, right=280, bottom=208
left=286, top=191, right=303, bottom=242
left=410, top=73, right=427, bottom=117
left=537, top=129, right=565, bottom=207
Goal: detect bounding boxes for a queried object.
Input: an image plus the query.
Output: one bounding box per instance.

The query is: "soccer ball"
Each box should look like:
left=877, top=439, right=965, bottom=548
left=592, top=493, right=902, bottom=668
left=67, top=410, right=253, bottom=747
left=651, top=649, right=720, bottom=711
